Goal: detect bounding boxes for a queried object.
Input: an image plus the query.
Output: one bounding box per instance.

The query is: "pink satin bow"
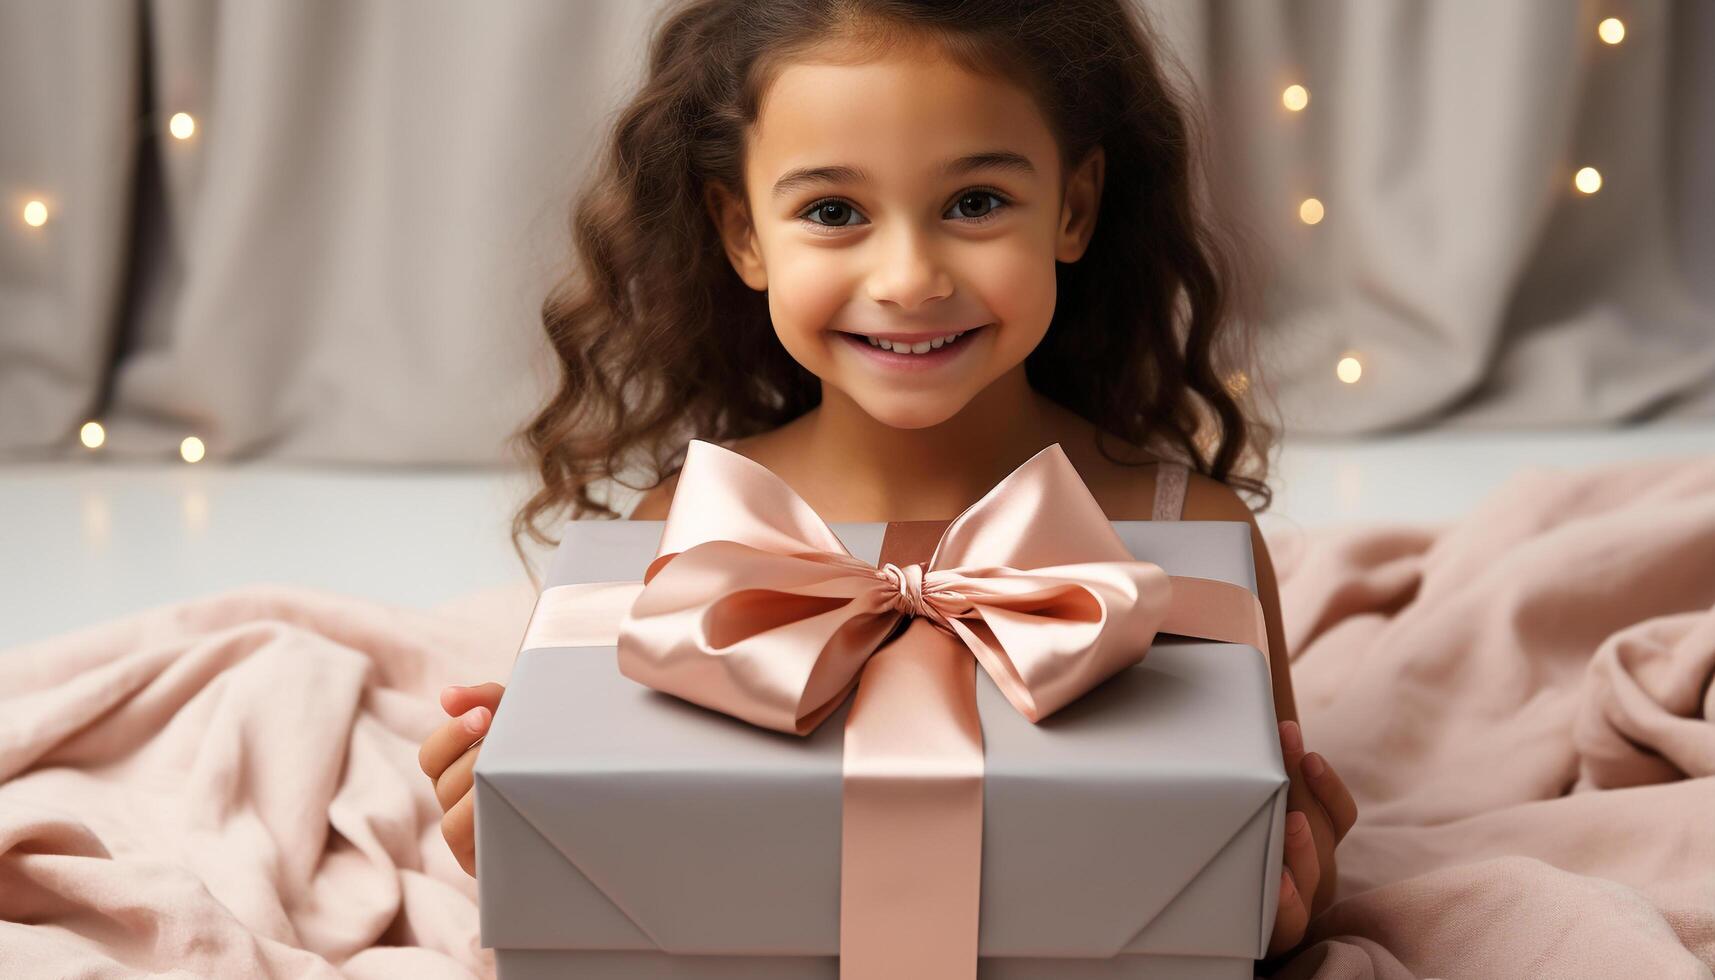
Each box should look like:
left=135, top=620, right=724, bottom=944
left=616, top=438, right=1177, bottom=737
left=565, top=438, right=1271, bottom=978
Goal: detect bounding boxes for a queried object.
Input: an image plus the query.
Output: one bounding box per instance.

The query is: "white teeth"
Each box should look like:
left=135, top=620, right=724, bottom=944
left=866, top=330, right=968, bottom=353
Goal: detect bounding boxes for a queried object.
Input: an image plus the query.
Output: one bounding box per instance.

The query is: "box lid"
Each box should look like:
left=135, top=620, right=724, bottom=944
left=476, top=520, right=1286, bottom=960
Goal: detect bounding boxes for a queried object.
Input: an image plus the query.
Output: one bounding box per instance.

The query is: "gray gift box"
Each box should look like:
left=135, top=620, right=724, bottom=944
left=476, top=518, right=1287, bottom=979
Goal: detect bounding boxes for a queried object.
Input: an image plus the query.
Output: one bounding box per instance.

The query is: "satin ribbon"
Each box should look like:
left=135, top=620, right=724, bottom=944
left=519, top=438, right=1271, bottom=977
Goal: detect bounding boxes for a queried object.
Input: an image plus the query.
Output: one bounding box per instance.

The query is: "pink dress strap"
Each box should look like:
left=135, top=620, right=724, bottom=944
left=1151, top=461, right=1188, bottom=522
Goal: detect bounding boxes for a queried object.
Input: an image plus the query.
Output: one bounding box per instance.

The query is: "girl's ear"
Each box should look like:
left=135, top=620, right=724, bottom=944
left=1055, top=146, right=1105, bottom=264
left=705, top=183, right=768, bottom=291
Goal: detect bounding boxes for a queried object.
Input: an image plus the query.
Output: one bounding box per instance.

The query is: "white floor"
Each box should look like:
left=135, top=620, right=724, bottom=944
left=2, top=422, right=1710, bottom=650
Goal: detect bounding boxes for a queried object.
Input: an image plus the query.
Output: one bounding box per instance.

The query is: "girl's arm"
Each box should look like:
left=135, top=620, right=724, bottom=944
left=1182, top=476, right=1353, bottom=922
left=1181, top=481, right=1298, bottom=728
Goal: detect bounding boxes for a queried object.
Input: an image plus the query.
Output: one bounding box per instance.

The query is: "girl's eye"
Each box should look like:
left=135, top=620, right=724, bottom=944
left=802, top=200, right=865, bottom=228
left=947, top=190, right=1008, bottom=222
left=795, top=189, right=1011, bottom=231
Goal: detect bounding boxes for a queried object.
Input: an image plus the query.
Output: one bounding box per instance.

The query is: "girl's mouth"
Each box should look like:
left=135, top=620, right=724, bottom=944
left=835, top=324, right=990, bottom=371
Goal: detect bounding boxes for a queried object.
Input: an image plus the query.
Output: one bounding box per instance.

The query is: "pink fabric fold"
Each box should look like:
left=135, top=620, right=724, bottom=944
left=1264, top=453, right=1715, bottom=977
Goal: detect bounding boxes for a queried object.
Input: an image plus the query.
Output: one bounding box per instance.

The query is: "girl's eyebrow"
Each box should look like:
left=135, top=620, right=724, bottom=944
left=770, top=151, right=1036, bottom=199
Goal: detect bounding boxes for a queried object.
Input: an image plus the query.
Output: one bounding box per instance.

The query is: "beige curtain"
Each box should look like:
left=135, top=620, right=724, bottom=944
left=1, top=0, right=666, bottom=463
left=1151, top=0, right=1715, bottom=431
left=1, top=1, right=141, bottom=454
left=2, top=0, right=1710, bottom=464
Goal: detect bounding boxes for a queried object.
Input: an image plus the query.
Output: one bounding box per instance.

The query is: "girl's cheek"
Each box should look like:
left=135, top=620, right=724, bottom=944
left=974, top=241, right=1049, bottom=322
left=961, top=236, right=1056, bottom=338
left=769, top=250, right=858, bottom=334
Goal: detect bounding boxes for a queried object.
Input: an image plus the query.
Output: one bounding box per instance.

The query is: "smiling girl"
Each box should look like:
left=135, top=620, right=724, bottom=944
left=419, top=0, right=1357, bottom=963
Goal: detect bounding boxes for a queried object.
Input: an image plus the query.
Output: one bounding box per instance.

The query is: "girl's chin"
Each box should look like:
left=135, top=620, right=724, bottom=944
left=834, top=386, right=978, bottom=430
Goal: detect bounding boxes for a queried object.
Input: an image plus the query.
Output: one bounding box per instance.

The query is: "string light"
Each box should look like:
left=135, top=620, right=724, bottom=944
left=22, top=112, right=197, bottom=235
left=1225, top=371, right=1250, bottom=396
left=180, top=436, right=206, bottom=463
left=1597, top=18, right=1625, bottom=44
left=80, top=421, right=106, bottom=449
left=1336, top=355, right=1363, bottom=384
left=1298, top=197, right=1325, bottom=225
left=1282, top=84, right=1309, bottom=112
left=1574, top=166, right=1603, bottom=194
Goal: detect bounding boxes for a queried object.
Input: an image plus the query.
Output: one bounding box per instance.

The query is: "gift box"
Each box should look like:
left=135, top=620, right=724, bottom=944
left=475, top=443, right=1288, bottom=979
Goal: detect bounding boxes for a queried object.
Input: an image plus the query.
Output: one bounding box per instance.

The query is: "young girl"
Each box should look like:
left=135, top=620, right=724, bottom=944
left=418, top=0, right=1357, bottom=963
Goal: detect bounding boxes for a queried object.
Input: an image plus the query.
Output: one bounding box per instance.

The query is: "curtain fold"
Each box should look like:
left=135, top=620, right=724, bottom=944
left=0, top=0, right=142, bottom=453
left=1, top=0, right=1709, bottom=463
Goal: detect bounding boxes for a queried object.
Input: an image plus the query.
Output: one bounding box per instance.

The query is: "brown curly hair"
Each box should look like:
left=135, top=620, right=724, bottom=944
left=511, top=0, right=1278, bottom=570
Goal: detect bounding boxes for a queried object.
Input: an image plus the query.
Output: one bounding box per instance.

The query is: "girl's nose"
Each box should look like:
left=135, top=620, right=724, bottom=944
left=865, top=228, right=954, bottom=312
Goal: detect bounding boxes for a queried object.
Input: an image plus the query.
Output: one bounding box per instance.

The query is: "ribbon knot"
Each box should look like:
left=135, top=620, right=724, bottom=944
left=879, top=561, right=940, bottom=623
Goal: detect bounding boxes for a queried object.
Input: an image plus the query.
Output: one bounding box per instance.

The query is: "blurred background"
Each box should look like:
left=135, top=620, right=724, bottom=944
left=2, top=0, right=1712, bottom=647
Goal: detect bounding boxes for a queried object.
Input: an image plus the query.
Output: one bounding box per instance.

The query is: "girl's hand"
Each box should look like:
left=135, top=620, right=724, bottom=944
left=1264, top=719, right=1358, bottom=961
left=419, top=682, right=506, bottom=877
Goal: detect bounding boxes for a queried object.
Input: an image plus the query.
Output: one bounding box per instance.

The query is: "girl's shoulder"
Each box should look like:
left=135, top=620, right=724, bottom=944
left=1077, top=455, right=1214, bottom=523
left=627, top=434, right=768, bottom=519
left=1175, top=465, right=1253, bottom=523
left=1068, top=446, right=1250, bottom=525
left=1047, top=429, right=1174, bottom=522
left=629, top=469, right=682, bottom=519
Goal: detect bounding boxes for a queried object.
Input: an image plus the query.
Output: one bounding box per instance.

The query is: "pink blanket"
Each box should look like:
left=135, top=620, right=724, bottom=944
left=2, top=454, right=1712, bottom=978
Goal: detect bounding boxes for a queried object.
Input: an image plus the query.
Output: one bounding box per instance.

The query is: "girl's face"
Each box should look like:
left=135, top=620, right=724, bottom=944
left=710, top=44, right=1104, bottom=430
